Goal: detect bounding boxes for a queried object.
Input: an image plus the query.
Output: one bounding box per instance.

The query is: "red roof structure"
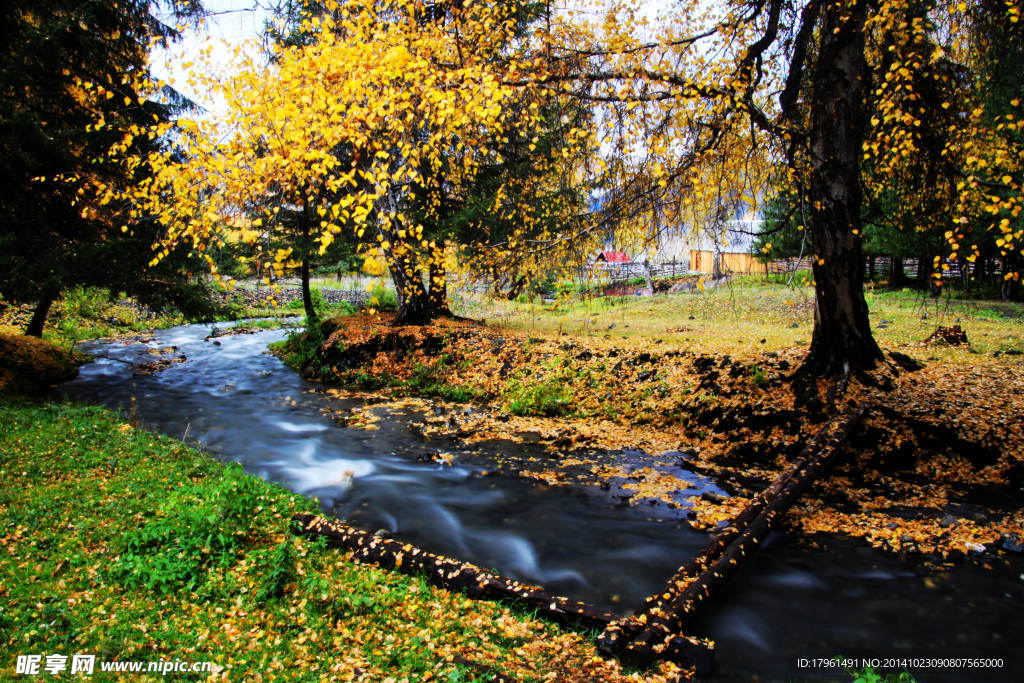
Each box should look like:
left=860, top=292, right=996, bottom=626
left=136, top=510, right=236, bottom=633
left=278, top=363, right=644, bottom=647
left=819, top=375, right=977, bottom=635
left=596, top=250, right=631, bottom=263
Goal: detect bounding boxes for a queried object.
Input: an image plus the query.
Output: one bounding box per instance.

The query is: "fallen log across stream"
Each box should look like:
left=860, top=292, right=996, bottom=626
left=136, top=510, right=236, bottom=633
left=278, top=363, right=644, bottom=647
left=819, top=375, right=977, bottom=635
left=290, top=512, right=715, bottom=671
left=597, top=405, right=867, bottom=667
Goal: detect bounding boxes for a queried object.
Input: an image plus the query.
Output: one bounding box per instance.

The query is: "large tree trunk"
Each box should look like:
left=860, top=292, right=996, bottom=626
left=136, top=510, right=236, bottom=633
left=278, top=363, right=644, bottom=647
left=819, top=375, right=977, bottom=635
left=427, top=246, right=452, bottom=316
left=888, top=255, right=908, bottom=289
left=25, top=287, right=57, bottom=337
left=805, top=0, right=883, bottom=375
left=388, top=245, right=435, bottom=325
left=290, top=514, right=615, bottom=628
left=376, top=189, right=443, bottom=325
left=395, top=290, right=435, bottom=324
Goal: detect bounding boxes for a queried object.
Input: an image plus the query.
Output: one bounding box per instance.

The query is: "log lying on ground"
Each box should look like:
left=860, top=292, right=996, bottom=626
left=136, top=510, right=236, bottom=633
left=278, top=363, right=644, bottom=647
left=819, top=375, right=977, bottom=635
left=291, top=513, right=616, bottom=627
left=291, top=512, right=714, bottom=668
left=597, top=406, right=866, bottom=665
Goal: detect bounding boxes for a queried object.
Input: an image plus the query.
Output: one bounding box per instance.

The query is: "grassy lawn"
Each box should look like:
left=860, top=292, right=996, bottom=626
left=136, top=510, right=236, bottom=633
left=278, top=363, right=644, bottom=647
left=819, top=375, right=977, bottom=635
left=0, top=400, right=680, bottom=682
left=461, top=277, right=1024, bottom=361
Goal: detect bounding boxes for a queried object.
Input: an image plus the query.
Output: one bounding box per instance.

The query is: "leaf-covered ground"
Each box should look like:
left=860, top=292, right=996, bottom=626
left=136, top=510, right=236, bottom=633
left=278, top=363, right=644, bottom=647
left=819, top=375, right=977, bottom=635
left=0, top=333, right=80, bottom=396
left=0, top=402, right=686, bottom=682
left=303, top=283, right=1024, bottom=561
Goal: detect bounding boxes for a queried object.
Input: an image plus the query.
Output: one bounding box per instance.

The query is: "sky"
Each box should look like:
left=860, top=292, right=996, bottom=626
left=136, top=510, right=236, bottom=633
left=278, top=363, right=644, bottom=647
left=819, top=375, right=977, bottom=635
left=149, top=0, right=271, bottom=112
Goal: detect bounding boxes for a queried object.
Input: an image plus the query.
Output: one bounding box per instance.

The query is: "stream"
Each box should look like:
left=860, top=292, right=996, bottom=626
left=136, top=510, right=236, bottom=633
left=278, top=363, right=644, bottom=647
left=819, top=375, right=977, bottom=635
left=61, top=321, right=1023, bottom=681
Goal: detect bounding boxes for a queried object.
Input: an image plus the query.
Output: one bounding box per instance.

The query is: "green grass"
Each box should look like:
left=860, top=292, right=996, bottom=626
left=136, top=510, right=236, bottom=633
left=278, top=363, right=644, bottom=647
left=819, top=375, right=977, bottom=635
left=47, top=288, right=185, bottom=348
left=504, top=376, right=574, bottom=417
left=407, top=355, right=482, bottom=402
left=267, top=327, right=331, bottom=377
left=281, top=288, right=357, bottom=318
left=0, top=400, right=598, bottom=681
left=462, top=279, right=1024, bottom=360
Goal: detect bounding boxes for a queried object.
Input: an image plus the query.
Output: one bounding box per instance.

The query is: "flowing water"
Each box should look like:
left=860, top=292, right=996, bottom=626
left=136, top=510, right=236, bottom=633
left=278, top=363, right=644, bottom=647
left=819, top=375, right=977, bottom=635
left=61, top=322, right=1023, bottom=681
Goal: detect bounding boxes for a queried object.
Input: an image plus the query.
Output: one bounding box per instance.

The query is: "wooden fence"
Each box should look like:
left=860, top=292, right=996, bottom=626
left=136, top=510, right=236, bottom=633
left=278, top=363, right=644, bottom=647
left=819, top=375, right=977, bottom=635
left=592, top=253, right=1002, bottom=282
left=689, top=250, right=765, bottom=274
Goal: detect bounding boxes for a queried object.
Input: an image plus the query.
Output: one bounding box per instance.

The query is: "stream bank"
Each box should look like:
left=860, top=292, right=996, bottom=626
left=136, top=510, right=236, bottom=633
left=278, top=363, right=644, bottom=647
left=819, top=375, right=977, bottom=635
left=53, top=320, right=1024, bottom=680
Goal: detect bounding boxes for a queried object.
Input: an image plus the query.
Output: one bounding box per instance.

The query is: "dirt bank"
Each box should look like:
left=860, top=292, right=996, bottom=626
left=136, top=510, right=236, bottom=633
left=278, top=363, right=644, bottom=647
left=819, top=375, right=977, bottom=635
left=277, top=312, right=1024, bottom=561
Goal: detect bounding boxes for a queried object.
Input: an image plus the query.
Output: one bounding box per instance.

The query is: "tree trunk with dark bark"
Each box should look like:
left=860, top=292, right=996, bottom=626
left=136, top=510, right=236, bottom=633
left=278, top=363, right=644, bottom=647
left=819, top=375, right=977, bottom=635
left=597, top=406, right=866, bottom=666
left=392, top=269, right=434, bottom=325
left=290, top=514, right=715, bottom=670
left=301, top=254, right=316, bottom=324
left=504, top=274, right=528, bottom=301
left=290, top=513, right=613, bottom=628
left=1001, top=255, right=1018, bottom=300
left=804, top=0, right=883, bottom=375
left=974, top=254, right=986, bottom=286
left=297, top=210, right=318, bottom=325
left=25, top=287, right=57, bottom=337
left=381, top=232, right=433, bottom=325
left=377, top=214, right=452, bottom=324
left=889, top=255, right=907, bottom=289
left=427, top=247, right=451, bottom=316
left=917, top=249, right=934, bottom=293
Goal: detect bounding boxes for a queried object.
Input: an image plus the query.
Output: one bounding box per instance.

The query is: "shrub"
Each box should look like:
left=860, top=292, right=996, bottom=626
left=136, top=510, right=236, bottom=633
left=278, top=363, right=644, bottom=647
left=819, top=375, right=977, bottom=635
left=846, top=665, right=916, bottom=683
left=332, top=300, right=357, bottom=316
left=63, top=286, right=111, bottom=319
left=763, top=270, right=814, bottom=287
left=369, top=282, right=398, bottom=311
left=0, top=333, right=79, bottom=396
left=284, top=288, right=328, bottom=319
left=269, top=322, right=332, bottom=377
